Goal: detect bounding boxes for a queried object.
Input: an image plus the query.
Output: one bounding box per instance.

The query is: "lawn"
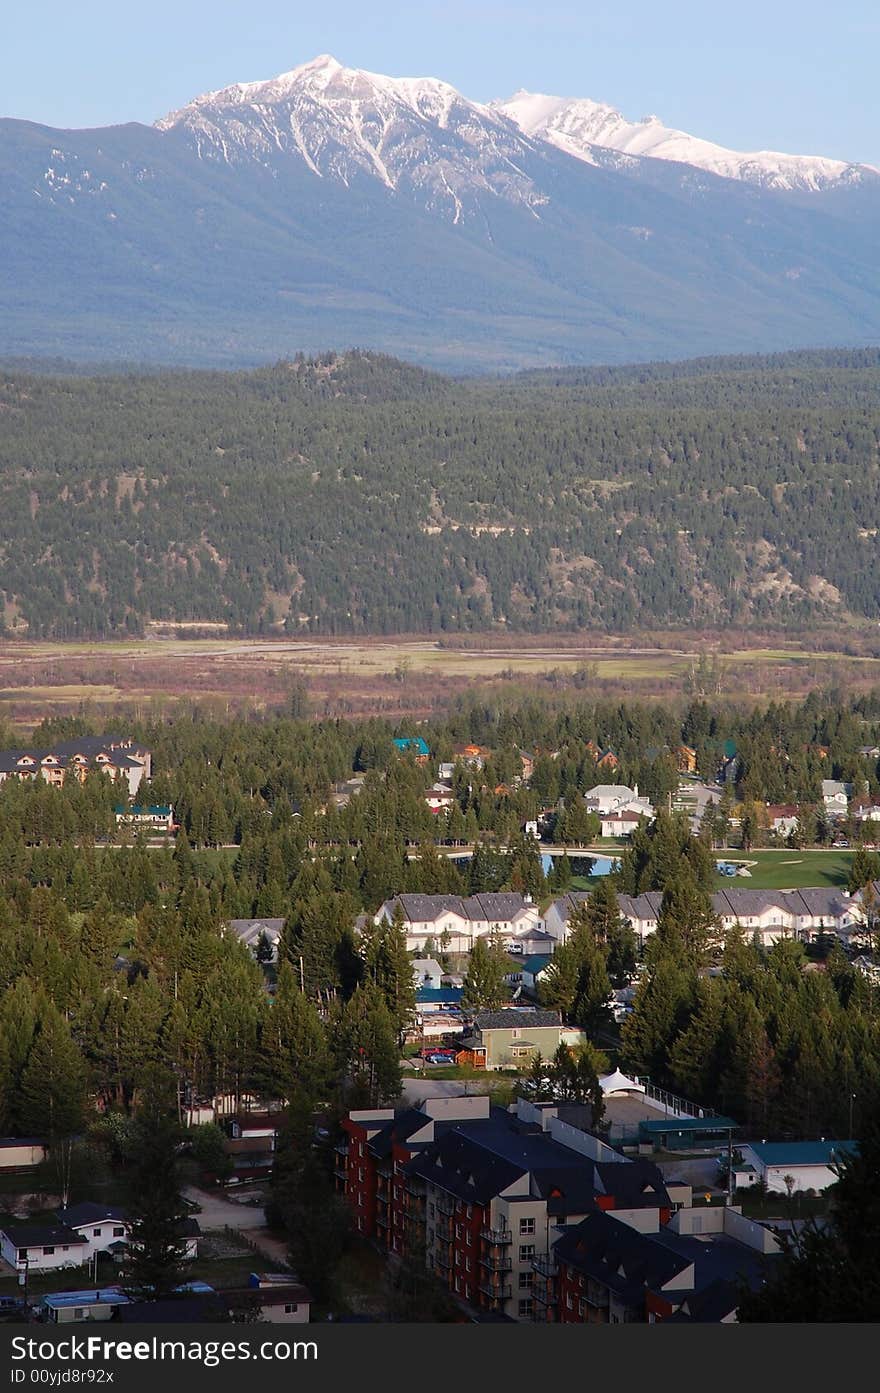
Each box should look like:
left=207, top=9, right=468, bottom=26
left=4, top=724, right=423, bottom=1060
left=713, top=849, right=853, bottom=890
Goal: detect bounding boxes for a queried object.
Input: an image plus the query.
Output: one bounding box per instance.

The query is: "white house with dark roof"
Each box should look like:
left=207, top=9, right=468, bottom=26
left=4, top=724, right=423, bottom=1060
left=0, top=1223, right=88, bottom=1273
left=377, top=893, right=542, bottom=953
left=545, top=886, right=858, bottom=949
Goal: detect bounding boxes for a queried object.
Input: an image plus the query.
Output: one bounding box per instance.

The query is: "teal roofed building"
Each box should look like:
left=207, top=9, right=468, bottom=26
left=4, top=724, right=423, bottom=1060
left=393, top=736, right=430, bottom=760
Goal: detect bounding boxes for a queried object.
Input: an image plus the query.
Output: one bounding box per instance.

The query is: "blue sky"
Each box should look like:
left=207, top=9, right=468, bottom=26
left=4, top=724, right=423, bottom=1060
left=4, top=1, right=878, bottom=164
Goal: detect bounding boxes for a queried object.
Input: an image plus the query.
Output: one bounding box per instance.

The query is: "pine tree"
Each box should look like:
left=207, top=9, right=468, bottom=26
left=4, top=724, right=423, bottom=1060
left=18, top=1005, right=86, bottom=1143
left=123, top=1068, right=191, bottom=1301
left=739, top=1121, right=880, bottom=1321
left=462, top=934, right=509, bottom=1011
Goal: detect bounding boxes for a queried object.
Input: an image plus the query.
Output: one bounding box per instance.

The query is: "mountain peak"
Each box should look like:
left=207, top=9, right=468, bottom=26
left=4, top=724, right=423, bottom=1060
left=495, top=87, right=876, bottom=192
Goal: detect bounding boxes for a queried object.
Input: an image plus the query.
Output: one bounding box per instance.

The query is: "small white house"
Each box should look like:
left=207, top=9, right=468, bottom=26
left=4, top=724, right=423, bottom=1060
left=733, top=1140, right=855, bottom=1194
left=0, top=1137, right=47, bottom=1171
left=56, top=1204, right=129, bottom=1260
left=821, top=780, right=849, bottom=816
left=411, top=958, right=444, bottom=991
left=0, top=1224, right=87, bottom=1273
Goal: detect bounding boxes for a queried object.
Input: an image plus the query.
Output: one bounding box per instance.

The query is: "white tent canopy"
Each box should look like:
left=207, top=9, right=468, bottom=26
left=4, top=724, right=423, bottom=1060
left=598, top=1069, right=646, bottom=1096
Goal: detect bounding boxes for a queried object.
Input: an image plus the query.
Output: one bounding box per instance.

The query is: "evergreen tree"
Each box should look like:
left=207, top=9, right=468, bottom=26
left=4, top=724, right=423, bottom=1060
left=124, top=1069, right=191, bottom=1301
left=462, top=933, right=509, bottom=1011
left=739, top=1122, right=880, bottom=1321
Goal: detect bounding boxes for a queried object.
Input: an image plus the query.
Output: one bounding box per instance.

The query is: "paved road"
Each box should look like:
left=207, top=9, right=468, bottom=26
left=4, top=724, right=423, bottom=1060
left=183, top=1183, right=267, bottom=1231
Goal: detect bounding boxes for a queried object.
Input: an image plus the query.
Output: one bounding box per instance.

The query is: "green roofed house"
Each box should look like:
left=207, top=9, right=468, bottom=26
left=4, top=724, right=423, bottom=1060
left=733, top=1140, right=856, bottom=1194
left=393, top=736, right=430, bottom=761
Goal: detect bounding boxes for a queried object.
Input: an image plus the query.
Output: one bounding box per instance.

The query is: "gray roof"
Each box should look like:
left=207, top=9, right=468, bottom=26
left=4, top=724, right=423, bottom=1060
left=473, top=1008, right=561, bottom=1031
left=385, top=893, right=529, bottom=925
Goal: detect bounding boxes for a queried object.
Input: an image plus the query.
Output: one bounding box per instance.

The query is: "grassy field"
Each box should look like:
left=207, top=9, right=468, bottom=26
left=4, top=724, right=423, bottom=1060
left=713, top=849, right=853, bottom=890
left=3, top=632, right=880, bottom=728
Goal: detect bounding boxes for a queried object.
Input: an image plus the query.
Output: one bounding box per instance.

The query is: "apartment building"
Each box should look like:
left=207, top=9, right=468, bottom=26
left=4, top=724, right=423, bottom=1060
left=0, top=735, right=151, bottom=797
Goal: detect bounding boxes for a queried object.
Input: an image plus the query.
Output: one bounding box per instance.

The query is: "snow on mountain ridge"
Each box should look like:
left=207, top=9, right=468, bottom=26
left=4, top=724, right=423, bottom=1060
left=496, top=88, right=878, bottom=192
left=156, top=54, right=550, bottom=222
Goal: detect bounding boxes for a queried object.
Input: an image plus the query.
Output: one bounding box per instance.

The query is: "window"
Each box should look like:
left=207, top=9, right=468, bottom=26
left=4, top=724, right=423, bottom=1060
left=284, top=1304, right=298, bottom=1314
left=465, top=1204, right=472, bottom=1218
left=17, top=1251, right=27, bottom=1262
left=73, top=1310, right=85, bottom=1321
left=566, top=1293, right=574, bottom=1310
left=519, top=1271, right=534, bottom=1289
left=466, top=1231, right=472, bottom=1246
left=519, top=1245, right=535, bottom=1261
left=519, top=1219, right=535, bottom=1236
left=93, top=1229, right=102, bottom=1237
left=43, top=1247, right=55, bottom=1255
left=113, top=1228, right=125, bottom=1238
left=465, top=1257, right=472, bottom=1273
left=512, top=1028, right=521, bottom=1039
left=455, top=1224, right=462, bottom=1240
left=428, top=1203, right=435, bottom=1219
left=518, top=1299, right=533, bottom=1318
left=454, top=1277, right=461, bottom=1293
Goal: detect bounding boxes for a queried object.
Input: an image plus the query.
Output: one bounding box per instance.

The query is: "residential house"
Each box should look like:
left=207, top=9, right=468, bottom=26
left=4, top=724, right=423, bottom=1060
left=452, top=744, right=491, bottom=770
left=765, top=805, right=800, bottom=838
left=226, top=918, right=286, bottom=963
left=545, top=886, right=858, bottom=948
left=412, top=958, right=444, bottom=991
left=584, top=785, right=655, bottom=822
left=424, top=783, right=455, bottom=813
left=41, top=1287, right=131, bottom=1325
left=732, top=1140, right=856, bottom=1194
left=376, top=893, right=543, bottom=954
left=0, top=736, right=151, bottom=797
left=0, top=1224, right=88, bottom=1273
left=0, top=1137, right=47, bottom=1172
left=456, top=1008, right=565, bottom=1070
left=392, top=736, right=430, bottom=763
left=821, top=780, right=850, bottom=818
left=223, top=1273, right=313, bottom=1324
left=55, top=1204, right=129, bottom=1261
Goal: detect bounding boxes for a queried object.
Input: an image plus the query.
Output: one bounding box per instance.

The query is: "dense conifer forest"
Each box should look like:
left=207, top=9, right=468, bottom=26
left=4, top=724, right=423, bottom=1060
left=2, top=346, right=880, bottom=638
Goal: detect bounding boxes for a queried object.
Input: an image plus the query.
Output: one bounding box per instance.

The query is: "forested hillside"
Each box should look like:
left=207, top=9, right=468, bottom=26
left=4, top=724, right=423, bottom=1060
left=1, top=347, right=880, bottom=637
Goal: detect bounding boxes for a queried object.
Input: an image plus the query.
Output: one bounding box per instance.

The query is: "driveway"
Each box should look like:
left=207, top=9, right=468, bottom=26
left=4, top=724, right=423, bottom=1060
left=183, top=1184, right=267, bottom=1231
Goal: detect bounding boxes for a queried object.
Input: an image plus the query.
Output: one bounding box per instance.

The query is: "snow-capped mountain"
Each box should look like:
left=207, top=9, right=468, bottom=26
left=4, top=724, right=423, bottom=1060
left=2, top=54, right=880, bottom=369
left=495, top=89, right=878, bottom=193
left=157, top=54, right=549, bottom=222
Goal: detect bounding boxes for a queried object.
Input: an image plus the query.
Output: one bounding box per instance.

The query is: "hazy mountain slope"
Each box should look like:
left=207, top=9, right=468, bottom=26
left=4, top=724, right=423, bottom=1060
left=1, top=57, right=879, bottom=367
left=1, top=349, right=880, bottom=639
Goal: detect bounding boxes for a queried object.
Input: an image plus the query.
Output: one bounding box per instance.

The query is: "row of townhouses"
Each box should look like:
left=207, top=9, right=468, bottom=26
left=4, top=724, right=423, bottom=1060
left=0, top=736, right=152, bottom=798
left=334, top=1094, right=779, bottom=1324
left=376, top=884, right=868, bottom=957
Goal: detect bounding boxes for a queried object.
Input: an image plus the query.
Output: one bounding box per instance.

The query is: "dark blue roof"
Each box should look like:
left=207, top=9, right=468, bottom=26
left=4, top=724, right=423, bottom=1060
left=416, top=987, right=463, bottom=1005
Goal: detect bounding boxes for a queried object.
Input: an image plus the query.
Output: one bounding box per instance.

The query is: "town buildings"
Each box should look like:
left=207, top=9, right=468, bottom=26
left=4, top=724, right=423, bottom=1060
left=0, top=736, right=151, bottom=797
left=544, top=886, right=860, bottom=948
left=376, top=892, right=543, bottom=954
left=334, top=1093, right=781, bottom=1323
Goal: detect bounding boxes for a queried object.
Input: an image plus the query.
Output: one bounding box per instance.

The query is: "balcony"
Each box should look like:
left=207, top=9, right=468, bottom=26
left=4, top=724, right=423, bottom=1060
left=532, top=1278, right=555, bottom=1306
left=405, top=1177, right=426, bottom=1198
left=478, top=1281, right=512, bottom=1303
left=478, top=1253, right=512, bottom=1273
left=435, top=1192, right=456, bottom=1217
left=480, top=1227, right=513, bottom=1245
left=434, top=1249, right=453, bottom=1271
left=533, top=1254, right=558, bottom=1279
left=435, top=1215, right=454, bottom=1240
